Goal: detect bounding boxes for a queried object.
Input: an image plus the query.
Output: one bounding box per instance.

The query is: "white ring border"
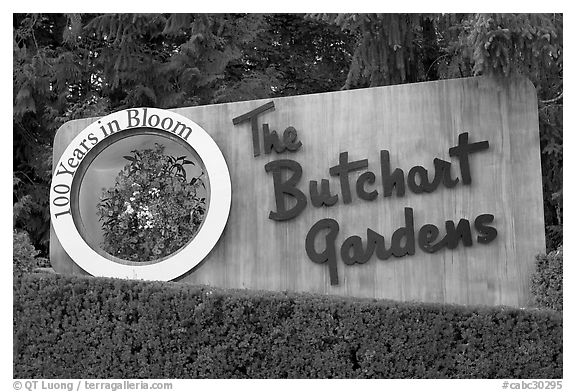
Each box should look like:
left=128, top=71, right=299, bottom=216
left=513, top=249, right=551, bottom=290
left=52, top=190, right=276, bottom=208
left=50, top=108, right=231, bottom=281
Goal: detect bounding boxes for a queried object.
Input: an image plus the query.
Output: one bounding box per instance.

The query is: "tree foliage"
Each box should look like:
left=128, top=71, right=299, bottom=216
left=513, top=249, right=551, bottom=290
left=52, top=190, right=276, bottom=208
left=308, top=14, right=427, bottom=87
left=13, top=230, right=41, bottom=274
left=13, top=13, right=562, bottom=255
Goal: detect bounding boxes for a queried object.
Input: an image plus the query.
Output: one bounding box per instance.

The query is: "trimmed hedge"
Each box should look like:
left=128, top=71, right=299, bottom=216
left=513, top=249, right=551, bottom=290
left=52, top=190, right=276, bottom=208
left=14, top=273, right=562, bottom=378
left=531, top=247, right=563, bottom=312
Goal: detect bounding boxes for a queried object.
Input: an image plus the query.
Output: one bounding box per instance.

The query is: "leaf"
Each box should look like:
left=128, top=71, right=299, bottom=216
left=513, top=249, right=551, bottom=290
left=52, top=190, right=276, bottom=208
left=182, top=159, right=195, bottom=165
left=15, top=86, right=36, bottom=116
left=123, top=156, right=135, bottom=161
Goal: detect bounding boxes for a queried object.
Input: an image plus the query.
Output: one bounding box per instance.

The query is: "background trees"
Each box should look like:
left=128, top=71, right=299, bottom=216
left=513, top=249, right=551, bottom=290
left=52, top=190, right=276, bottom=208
left=13, top=13, right=562, bottom=255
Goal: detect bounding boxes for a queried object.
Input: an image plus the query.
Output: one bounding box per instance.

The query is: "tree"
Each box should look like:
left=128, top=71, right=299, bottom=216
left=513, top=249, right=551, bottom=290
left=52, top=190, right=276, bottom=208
left=13, top=13, right=562, bottom=254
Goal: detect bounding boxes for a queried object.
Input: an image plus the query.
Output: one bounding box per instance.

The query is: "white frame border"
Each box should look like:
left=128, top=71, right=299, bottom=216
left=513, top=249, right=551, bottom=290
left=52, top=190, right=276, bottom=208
left=50, top=108, right=231, bottom=280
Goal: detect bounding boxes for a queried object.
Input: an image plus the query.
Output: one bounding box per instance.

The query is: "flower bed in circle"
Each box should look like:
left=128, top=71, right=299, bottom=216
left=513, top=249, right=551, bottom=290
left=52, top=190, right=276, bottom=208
left=96, top=144, right=206, bottom=262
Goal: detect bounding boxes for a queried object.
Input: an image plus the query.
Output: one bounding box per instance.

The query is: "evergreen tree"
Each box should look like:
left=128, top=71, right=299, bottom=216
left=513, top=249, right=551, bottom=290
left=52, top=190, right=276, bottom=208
left=13, top=13, right=562, bottom=254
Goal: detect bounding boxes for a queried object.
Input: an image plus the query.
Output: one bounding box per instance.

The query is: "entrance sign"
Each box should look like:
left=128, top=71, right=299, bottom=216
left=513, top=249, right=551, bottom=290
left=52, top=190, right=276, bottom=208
left=51, top=77, right=545, bottom=306
left=50, top=108, right=231, bottom=280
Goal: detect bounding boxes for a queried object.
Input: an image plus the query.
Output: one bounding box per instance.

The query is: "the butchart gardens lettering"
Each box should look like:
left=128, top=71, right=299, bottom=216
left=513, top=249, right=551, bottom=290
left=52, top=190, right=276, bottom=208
left=233, top=102, right=497, bottom=285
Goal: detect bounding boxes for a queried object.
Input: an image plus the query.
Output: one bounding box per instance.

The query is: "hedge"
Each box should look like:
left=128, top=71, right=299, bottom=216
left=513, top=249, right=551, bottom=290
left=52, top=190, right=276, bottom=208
left=14, top=273, right=562, bottom=379
left=531, top=246, right=563, bottom=312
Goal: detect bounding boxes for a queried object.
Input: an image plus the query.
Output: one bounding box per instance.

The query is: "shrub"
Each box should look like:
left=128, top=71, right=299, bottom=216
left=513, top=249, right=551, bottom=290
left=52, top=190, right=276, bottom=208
left=96, top=144, right=205, bottom=261
left=14, top=273, right=562, bottom=379
left=531, top=246, right=563, bottom=311
left=13, top=230, right=41, bottom=274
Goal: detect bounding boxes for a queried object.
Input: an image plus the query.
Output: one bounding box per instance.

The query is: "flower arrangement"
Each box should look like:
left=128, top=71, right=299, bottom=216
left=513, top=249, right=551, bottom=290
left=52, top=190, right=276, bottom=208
left=96, top=144, right=206, bottom=262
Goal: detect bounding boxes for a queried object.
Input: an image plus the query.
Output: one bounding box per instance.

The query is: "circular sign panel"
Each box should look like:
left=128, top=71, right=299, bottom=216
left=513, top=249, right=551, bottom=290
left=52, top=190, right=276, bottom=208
left=50, top=108, right=231, bottom=280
